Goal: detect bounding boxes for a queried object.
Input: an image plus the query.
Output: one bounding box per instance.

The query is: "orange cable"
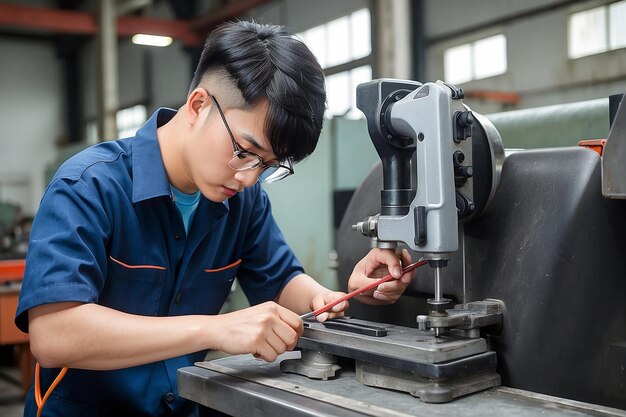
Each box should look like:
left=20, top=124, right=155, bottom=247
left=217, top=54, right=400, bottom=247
left=34, top=362, right=68, bottom=417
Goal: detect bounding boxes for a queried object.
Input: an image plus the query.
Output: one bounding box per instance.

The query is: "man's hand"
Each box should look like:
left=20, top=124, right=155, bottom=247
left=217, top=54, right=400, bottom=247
left=213, top=302, right=303, bottom=362
left=309, top=291, right=349, bottom=322
left=348, top=248, right=413, bottom=305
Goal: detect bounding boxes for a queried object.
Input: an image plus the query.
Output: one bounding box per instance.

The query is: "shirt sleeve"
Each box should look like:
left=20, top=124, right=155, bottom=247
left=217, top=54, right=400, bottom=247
left=15, top=177, right=110, bottom=333
left=236, top=188, right=304, bottom=306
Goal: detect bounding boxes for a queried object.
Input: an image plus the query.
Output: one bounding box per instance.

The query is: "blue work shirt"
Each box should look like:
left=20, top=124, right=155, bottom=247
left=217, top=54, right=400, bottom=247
left=16, top=108, right=303, bottom=417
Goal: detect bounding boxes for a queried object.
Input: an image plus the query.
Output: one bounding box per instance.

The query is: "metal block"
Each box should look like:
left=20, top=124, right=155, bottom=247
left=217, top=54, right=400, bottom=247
left=355, top=360, right=500, bottom=403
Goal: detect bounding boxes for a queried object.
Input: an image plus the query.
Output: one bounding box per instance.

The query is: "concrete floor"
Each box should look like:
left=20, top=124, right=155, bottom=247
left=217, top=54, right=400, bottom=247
left=0, top=366, right=25, bottom=417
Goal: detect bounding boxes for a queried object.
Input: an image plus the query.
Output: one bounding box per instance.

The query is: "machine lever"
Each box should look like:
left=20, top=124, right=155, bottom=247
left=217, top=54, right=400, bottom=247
left=414, top=206, right=427, bottom=246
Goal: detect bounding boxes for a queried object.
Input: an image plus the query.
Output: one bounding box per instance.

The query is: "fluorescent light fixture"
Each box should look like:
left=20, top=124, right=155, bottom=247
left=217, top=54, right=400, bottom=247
left=131, top=34, right=173, bottom=47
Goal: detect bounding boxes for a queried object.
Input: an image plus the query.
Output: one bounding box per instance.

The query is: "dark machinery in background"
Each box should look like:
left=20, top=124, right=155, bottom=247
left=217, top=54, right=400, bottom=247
left=0, top=202, right=30, bottom=260
left=337, top=80, right=626, bottom=409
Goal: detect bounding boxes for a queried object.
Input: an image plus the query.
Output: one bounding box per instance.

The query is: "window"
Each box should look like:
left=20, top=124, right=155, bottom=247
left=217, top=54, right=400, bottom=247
left=569, top=1, right=626, bottom=58
left=85, top=104, right=147, bottom=143
left=298, top=9, right=373, bottom=119
left=117, top=105, right=147, bottom=139
left=298, top=9, right=371, bottom=70
left=444, top=34, right=507, bottom=85
left=326, top=65, right=372, bottom=119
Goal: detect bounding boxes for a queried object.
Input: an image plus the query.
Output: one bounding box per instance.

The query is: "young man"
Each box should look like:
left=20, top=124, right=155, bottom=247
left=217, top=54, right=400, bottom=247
left=16, top=21, right=414, bottom=416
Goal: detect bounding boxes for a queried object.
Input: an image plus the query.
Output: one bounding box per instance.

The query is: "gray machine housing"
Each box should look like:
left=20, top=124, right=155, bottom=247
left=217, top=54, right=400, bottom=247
left=338, top=144, right=626, bottom=409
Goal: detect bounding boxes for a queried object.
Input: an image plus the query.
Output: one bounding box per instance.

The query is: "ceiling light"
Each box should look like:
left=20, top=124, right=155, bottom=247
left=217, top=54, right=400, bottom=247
left=131, top=34, right=173, bottom=47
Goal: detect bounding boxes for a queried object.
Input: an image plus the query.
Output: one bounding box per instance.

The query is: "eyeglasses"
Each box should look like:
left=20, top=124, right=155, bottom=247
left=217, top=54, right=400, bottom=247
left=209, top=95, right=294, bottom=183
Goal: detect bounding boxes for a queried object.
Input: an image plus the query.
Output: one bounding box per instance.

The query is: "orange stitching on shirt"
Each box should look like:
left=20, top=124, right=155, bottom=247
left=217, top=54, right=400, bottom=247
left=204, top=258, right=242, bottom=273
left=109, top=256, right=166, bottom=271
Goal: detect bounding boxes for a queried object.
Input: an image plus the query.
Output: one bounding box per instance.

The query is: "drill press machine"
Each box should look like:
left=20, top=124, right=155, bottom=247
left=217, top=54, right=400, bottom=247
left=281, top=79, right=506, bottom=402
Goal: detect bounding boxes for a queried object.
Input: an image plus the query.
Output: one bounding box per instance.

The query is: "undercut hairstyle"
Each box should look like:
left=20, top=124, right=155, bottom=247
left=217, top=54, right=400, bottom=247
left=190, top=21, right=327, bottom=163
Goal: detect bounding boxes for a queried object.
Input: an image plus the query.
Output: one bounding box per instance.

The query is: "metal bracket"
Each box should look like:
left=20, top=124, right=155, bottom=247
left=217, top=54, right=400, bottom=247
left=426, top=299, right=504, bottom=330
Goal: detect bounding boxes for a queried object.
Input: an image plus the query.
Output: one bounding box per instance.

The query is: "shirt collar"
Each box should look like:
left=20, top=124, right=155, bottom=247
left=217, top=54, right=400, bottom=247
left=131, top=108, right=177, bottom=203
left=130, top=107, right=232, bottom=213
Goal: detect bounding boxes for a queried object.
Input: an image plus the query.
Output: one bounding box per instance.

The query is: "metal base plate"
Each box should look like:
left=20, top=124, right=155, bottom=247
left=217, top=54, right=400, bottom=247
left=356, top=360, right=500, bottom=403
left=299, top=317, right=494, bottom=379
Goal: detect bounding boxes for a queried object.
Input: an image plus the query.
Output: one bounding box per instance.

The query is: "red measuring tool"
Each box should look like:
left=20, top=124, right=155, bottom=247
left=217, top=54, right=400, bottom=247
left=300, top=259, right=428, bottom=320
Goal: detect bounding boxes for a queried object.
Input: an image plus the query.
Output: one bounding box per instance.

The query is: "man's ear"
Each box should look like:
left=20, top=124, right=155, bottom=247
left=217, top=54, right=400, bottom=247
left=184, top=87, right=211, bottom=125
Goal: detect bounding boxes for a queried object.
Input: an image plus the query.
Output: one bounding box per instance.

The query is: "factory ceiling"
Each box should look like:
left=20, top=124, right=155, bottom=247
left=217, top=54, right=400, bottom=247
left=0, top=0, right=270, bottom=46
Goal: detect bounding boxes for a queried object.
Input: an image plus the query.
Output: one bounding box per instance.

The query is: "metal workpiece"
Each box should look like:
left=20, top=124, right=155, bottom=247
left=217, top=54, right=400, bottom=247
left=179, top=353, right=626, bottom=417
left=296, top=317, right=495, bottom=380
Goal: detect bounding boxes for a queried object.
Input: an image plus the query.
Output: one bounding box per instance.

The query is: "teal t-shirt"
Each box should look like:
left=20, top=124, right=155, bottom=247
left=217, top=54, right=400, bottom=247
left=171, top=186, right=201, bottom=234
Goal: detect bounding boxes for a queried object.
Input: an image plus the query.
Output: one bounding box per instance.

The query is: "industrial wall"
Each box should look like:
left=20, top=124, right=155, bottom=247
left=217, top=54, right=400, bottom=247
left=425, top=0, right=626, bottom=114
left=1, top=0, right=625, bottom=218
left=0, top=38, right=61, bottom=216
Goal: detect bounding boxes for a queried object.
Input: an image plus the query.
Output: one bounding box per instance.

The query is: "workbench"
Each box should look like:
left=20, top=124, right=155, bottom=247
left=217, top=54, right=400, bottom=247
left=178, top=351, right=626, bottom=417
left=0, top=258, right=33, bottom=395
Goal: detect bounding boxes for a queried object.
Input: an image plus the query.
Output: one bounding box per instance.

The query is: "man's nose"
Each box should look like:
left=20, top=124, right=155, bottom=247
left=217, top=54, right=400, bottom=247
left=234, top=168, right=261, bottom=188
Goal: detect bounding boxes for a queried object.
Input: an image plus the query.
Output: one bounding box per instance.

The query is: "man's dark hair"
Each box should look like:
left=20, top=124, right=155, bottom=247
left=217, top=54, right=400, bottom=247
left=190, top=21, right=327, bottom=163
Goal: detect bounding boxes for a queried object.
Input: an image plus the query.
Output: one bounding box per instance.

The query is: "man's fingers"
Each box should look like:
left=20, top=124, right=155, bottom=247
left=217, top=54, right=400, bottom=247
left=373, top=291, right=401, bottom=301
left=377, top=280, right=408, bottom=293
left=330, top=300, right=348, bottom=312
left=399, top=249, right=414, bottom=283
left=266, top=331, right=288, bottom=356
left=311, top=293, right=349, bottom=312
left=316, top=312, right=330, bottom=322
left=273, top=322, right=299, bottom=351
left=375, top=288, right=404, bottom=298
left=256, top=343, right=280, bottom=362
left=276, top=306, right=304, bottom=334
left=314, top=303, right=348, bottom=322
left=401, top=248, right=412, bottom=264
left=365, top=248, right=403, bottom=278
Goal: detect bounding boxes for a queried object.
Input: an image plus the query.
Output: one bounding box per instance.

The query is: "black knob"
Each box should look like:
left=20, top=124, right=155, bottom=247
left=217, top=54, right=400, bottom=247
left=455, top=165, right=473, bottom=178
left=453, top=150, right=465, bottom=166
left=458, top=111, right=474, bottom=127
left=455, top=111, right=474, bottom=142
left=456, top=190, right=475, bottom=219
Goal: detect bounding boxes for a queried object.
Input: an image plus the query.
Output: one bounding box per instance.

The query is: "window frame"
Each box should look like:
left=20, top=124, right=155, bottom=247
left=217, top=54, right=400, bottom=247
left=297, top=8, right=375, bottom=119
left=443, top=34, right=508, bottom=85
left=568, top=0, right=626, bottom=59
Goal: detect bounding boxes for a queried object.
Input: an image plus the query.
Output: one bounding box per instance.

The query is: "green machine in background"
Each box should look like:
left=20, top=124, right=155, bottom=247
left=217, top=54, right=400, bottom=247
left=487, top=98, right=609, bottom=148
